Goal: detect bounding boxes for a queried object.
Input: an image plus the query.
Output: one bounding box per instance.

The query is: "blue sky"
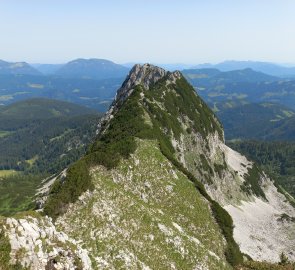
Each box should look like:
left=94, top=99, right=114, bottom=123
left=1, top=0, right=295, bottom=64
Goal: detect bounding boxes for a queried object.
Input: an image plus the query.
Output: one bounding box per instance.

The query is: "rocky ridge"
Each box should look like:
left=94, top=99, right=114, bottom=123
left=98, top=64, right=295, bottom=262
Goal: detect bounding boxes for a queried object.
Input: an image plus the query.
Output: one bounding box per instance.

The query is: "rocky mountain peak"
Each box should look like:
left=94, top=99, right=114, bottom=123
left=125, top=63, right=167, bottom=89
left=114, top=63, right=183, bottom=104
left=99, top=64, right=182, bottom=133
left=113, top=64, right=167, bottom=105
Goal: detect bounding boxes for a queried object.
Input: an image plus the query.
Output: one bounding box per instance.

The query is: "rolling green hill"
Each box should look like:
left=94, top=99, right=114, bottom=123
left=0, top=98, right=96, bottom=120
left=216, top=102, right=295, bottom=140
left=265, top=116, right=295, bottom=141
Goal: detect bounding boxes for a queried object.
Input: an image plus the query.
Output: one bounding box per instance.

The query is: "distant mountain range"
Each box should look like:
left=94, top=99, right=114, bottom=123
left=0, top=60, right=41, bottom=76
left=182, top=67, right=278, bottom=85
left=54, top=58, right=129, bottom=80
left=182, top=68, right=295, bottom=111
left=193, top=60, right=295, bottom=78
left=31, top=63, right=64, bottom=75
left=182, top=67, right=295, bottom=141
left=0, top=73, right=123, bottom=111
left=2, top=58, right=295, bottom=142
left=3, top=58, right=295, bottom=78
left=3, top=58, right=129, bottom=80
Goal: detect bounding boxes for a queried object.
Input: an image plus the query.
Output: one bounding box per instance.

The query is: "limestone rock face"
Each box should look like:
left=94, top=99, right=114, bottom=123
left=225, top=176, right=295, bottom=262
left=113, top=64, right=164, bottom=112
left=35, top=169, right=67, bottom=209
left=120, top=63, right=167, bottom=91
left=2, top=215, right=91, bottom=269
left=114, top=63, right=181, bottom=105
left=171, top=127, right=295, bottom=262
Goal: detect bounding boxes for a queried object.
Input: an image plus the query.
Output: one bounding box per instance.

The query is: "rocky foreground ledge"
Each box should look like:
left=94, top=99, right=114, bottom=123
left=1, top=214, right=91, bottom=269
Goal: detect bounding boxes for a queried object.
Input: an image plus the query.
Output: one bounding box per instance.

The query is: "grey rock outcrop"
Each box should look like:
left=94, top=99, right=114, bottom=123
left=3, top=215, right=92, bottom=269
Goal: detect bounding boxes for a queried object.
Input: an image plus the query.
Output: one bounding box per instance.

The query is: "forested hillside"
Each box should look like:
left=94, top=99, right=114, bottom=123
left=228, top=140, right=295, bottom=199
left=0, top=98, right=100, bottom=216
left=217, top=103, right=295, bottom=140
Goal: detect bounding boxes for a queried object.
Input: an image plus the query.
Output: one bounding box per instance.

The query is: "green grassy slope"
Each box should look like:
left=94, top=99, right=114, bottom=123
left=56, top=140, right=232, bottom=269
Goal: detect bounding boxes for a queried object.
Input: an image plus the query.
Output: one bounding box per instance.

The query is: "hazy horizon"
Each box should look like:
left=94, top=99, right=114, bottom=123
left=9, top=59, right=295, bottom=68
left=1, top=1, right=295, bottom=64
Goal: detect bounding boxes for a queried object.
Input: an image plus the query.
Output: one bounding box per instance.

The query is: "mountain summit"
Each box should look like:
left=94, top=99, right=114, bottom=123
left=1, top=64, right=295, bottom=269
left=102, top=64, right=183, bottom=124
